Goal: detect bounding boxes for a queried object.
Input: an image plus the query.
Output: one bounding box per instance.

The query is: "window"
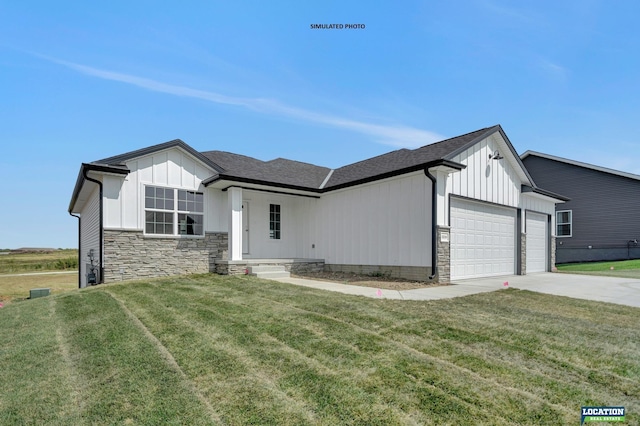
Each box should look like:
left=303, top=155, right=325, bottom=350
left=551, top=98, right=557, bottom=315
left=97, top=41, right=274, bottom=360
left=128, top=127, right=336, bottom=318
left=145, top=186, right=204, bottom=236
left=556, top=210, right=572, bottom=237
left=269, top=204, right=281, bottom=239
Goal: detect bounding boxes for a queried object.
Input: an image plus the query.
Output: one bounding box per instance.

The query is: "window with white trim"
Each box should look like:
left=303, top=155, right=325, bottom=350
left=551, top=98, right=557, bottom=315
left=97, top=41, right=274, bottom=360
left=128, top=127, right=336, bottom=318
left=269, top=204, right=281, bottom=239
left=145, top=186, right=204, bottom=236
left=556, top=210, right=572, bottom=237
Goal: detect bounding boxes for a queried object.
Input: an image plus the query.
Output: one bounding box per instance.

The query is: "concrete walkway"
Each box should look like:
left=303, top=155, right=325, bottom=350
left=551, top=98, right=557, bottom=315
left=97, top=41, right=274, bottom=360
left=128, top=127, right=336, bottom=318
left=453, top=272, right=640, bottom=308
left=269, top=273, right=640, bottom=308
left=270, top=277, right=501, bottom=301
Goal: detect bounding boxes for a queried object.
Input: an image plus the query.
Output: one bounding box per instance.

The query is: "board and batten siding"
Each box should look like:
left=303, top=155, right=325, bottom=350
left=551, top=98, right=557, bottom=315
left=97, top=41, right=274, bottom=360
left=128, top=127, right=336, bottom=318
left=522, top=155, right=640, bottom=257
left=79, top=185, right=100, bottom=288
left=521, top=196, right=555, bottom=236
left=448, top=134, right=523, bottom=210
left=239, top=189, right=308, bottom=259
left=443, top=134, right=556, bottom=234
left=102, top=147, right=227, bottom=233
left=307, top=172, right=432, bottom=267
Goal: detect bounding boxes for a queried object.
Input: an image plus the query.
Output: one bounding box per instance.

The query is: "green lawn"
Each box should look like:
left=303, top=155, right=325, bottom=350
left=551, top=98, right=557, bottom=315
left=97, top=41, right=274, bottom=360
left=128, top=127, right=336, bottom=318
left=1, top=274, right=638, bottom=425
left=557, top=259, right=640, bottom=279
left=0, top=272, right=77, bottom=302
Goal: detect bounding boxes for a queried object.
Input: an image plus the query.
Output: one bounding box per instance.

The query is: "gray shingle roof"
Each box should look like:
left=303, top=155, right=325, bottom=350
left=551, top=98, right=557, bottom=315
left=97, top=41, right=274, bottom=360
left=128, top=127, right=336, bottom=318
left=83, top=125, right=502, bottom=193
left=324, top=126, right=497, bottom=189
left=200, top=151, right=331, bottom=189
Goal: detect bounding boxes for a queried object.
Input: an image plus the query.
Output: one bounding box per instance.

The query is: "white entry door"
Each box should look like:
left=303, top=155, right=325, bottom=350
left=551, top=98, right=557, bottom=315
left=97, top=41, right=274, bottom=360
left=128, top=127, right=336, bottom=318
left=450, top=198, right=517, bottom=280
left=526, top=212, right=547, bottom=273
left=242, top=201, right=249, bottom=254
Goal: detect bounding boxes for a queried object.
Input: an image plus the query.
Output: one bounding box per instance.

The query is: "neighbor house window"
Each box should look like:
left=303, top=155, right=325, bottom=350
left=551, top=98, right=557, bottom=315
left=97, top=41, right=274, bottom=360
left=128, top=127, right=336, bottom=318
left=556, top=210, right=572, bottom=237
left=269, top=204, right=281, bottom=239
left=145, top=186, right=204, bottom=236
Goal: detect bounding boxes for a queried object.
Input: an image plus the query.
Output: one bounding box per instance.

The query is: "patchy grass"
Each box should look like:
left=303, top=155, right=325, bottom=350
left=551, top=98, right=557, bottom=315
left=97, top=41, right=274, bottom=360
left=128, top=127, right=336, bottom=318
left=0, top=249, right=78, bottom=274
left=0, top=274, right=638, bottom=425
left=0, top=272, right=77, bottom=303
left=557, top=259, right=640, bottom=279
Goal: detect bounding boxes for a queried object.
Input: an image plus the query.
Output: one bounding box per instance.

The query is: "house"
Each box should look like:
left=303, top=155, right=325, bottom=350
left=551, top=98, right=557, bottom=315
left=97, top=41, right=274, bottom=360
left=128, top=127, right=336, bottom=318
left=521, top=151, right=640, bottom=263
left=68, top=125, right=567, bottom=288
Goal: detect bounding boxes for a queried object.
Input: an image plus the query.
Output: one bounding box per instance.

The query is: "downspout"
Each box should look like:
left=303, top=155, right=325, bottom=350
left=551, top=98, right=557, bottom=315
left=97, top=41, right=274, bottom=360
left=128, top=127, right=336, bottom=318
left=424, top=168, right=438, bottom=280
left=83, top=168, right=104, bottom=284
left=69, top=213, right=81, bottom=289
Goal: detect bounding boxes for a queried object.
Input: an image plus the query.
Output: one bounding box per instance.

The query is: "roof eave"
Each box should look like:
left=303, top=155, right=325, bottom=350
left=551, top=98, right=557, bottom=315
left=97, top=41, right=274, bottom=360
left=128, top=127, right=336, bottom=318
left=68, top=163, right=130, bottom=213
left=98, top=139, right=226, bottom=173
left=204, top=174, right=322, bottom=194
left=521, top=184, right=570, bottom=202
left=324, top=159, right=466, bottom=192
left=204, top=159, right=465, bottom=194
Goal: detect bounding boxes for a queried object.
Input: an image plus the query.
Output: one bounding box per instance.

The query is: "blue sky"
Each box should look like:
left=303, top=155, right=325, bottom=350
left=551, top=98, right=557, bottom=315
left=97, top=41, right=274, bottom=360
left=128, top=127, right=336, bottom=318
left=1, top=1, right=639, bottom=249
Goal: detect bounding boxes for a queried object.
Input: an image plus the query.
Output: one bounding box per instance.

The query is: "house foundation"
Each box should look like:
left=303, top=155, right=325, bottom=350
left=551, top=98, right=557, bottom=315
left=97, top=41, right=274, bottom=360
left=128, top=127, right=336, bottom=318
left=215, top=258, right=325, bottom=275
left=103, top=230, right=228, bottom=282
left=435, top=226, right=450, bottom=283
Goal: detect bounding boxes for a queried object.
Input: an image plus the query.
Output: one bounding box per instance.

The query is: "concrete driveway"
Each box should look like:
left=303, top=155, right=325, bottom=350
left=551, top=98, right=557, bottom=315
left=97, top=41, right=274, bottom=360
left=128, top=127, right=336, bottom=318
left=451, top=272, right=640, bottom=308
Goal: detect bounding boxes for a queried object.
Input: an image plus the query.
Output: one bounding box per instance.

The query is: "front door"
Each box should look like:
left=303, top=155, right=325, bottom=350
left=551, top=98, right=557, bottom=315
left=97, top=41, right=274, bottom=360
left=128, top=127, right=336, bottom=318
left=242, top=201, right=249, bottom=254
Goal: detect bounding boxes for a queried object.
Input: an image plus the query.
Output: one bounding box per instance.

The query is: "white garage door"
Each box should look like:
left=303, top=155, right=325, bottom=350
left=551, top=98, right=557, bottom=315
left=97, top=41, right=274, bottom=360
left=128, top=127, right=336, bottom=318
left=450, top=198, right=516, bottom=280
left=526, top=212, right=547, bottom=273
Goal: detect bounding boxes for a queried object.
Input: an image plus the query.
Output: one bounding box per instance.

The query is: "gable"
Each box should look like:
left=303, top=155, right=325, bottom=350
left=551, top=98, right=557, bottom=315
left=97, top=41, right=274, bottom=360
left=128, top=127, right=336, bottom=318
left=127, top=147, right=215, bottom=189
left=448, top=131, right=531, bottom=207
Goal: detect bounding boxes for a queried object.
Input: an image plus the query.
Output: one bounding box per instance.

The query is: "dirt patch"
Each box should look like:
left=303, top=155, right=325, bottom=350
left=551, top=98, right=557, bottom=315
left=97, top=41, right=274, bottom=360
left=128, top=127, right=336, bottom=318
left=290, top=271, right=449, bottom=291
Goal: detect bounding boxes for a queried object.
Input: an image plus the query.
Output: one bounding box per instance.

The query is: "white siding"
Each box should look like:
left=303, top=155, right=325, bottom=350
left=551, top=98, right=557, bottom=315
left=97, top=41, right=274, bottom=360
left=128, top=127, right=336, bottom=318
left=526, top=212, right=548, bottom=273
left=102, top=147, right=224, bottom=232
left=520, top=195, right=557, bottom=236
left=240, top=190, right=307, bottom=258
left=449, top=135, right=522, bottom=208
left=307, top=172, right=432, bottom=267
left=80, top=184, right=100, bottom=288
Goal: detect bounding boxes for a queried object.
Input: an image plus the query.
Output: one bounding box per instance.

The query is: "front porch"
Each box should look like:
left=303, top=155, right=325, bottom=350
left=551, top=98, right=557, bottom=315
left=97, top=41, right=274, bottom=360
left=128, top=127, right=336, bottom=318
left=214, top=258, right=325, bottom=275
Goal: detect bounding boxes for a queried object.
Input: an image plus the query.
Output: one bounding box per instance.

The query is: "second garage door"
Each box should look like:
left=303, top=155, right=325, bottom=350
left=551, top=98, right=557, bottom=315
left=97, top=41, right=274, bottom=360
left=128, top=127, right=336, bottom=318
left=525, top=212, right=548, bottom=273
left=450, top=198, right=517, bottom=280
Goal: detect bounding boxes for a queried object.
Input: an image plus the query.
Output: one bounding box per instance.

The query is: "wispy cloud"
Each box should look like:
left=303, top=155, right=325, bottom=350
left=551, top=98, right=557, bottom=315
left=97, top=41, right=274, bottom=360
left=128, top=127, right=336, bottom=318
left=44, top=56, right=444, bottom=148
left=534, top=56, right=569, bottom=80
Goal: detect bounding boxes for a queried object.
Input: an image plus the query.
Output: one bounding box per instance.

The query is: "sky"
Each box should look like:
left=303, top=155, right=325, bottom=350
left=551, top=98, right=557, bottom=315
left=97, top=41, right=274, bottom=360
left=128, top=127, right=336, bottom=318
left=1, top=1, right=640, bottom=249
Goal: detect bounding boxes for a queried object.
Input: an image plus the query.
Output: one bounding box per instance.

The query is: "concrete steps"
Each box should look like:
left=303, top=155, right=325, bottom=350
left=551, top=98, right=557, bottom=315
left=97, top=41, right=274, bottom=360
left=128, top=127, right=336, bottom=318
left=248, top=265, right=291, bottom=279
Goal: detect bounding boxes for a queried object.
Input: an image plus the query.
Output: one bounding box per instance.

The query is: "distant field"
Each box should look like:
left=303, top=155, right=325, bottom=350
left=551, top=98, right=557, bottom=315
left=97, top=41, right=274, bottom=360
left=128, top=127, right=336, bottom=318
left=557, top=259, right=640, bottom=279
left=0, top=249, right=78, bottom=274
left=0, top=249, right=78, bottom=301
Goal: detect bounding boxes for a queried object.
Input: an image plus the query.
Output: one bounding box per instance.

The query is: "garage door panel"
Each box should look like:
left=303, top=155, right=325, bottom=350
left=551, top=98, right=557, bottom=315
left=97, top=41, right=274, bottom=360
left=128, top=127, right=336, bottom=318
left=451, top=198, right=516, bottom=280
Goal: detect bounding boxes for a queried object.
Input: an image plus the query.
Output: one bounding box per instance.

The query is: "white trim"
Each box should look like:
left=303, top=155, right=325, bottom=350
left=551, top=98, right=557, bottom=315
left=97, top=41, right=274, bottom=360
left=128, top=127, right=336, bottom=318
left=556, top=209, right=572, bottom=238
left=142, top=184, right=205, bottom=237
left=521, top=151, right=640, bottom=182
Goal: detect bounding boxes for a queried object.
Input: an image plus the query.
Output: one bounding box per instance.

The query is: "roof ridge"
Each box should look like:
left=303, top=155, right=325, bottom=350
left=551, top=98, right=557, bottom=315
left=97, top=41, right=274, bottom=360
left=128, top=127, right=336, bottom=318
left=413, top=125, right=496, bottom=151
left=266, top=157, right=330, bottom=168
left=522, top=150, right=640, bottom=181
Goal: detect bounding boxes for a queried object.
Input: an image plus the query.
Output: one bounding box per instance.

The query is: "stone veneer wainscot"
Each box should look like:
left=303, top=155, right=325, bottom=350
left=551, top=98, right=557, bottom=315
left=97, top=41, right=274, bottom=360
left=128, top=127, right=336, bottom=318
left=103, top=230, right=228, bottom=283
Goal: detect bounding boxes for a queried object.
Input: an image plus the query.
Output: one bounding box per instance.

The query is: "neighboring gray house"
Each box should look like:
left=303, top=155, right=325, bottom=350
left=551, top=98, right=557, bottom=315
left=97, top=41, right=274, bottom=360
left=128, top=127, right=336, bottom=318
left=521, top=151, right=640, bottom=263
left=69, top=125, right=567, bottom=288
